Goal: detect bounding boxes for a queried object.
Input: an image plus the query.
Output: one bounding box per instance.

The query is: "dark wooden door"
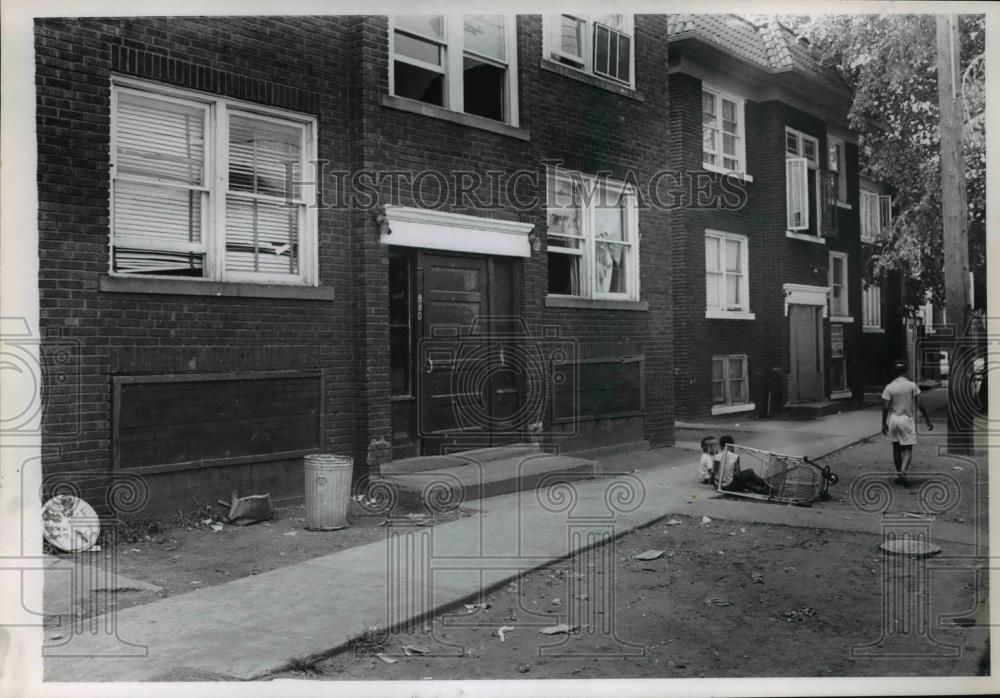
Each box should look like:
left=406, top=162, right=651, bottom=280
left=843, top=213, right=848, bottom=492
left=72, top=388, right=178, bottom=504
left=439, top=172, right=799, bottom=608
left=417, top=253, right=520, bottom=455
left=789, top=304, right=824, bottom=402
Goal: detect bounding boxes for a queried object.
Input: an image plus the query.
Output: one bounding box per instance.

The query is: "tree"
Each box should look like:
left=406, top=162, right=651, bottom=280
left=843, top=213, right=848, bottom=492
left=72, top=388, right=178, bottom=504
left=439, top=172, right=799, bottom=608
left=785, top=14, right=986, bottom=312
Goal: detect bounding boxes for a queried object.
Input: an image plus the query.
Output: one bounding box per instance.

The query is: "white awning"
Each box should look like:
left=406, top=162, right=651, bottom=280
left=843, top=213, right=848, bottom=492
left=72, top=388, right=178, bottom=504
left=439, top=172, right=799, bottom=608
left=382, top=205, right=532, bottom=258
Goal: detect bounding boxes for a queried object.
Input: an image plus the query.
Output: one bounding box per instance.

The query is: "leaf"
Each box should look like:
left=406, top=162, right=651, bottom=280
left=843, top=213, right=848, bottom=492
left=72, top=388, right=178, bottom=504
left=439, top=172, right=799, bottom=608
left=633, top=550, right=665, bottom=561
left=539, top=624, right=577, bottom=635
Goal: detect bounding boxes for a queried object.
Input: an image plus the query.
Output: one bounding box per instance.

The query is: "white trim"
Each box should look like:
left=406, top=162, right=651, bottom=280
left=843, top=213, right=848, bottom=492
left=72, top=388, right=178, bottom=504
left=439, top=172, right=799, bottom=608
left=702, top=162, right=753, bottom=182
left=702, top=84, right=748, bottom=176
left=829, top=250, right=849, bottom=318
left=783, top=283, right=829, bottom=317
left=830, top=315, right=855, bottom=324
left=711, top=402, right=756, bottom=416
left=705, top=309, right=756, bottom=321
left=382, top=205, right=532, bottom=257
left=542, top=14, right=635, bottom=90
left=785, top=231, right=826, bottom=244
left=836, top=201, right=853, bottom=210
left=830, top=390, right=852, bottom=400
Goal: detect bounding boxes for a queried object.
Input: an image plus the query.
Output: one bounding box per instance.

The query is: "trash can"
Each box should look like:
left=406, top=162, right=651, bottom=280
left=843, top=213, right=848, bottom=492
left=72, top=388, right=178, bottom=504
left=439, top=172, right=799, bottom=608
left=304, top=454, right=352, bottom=530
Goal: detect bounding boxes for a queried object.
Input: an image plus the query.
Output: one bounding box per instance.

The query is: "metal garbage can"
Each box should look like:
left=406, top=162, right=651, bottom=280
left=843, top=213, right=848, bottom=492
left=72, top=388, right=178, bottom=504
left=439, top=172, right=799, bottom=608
left=304, top=454, right=352, bottom=530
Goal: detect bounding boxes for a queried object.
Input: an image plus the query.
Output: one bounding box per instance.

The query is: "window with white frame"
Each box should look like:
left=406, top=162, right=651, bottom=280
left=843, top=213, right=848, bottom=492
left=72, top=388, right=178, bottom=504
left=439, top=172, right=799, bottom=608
left=703, top=86, right=747, bottom=175
left=705, top=230, right=751, bottom=318
left=862, top=283, right=882, bottom=329
left=859, top=191, right=892, bottom=242
left=785, top=127, right=826, bottom=237
left=546, top=170, right=638, bottom=300
left=828, top=137, right=847, bottom=203
left=543, top=15, right=634, bottom=86
left=110, top=80, right=316, bottom=283
left=712, top=354, right=749, bottom=406
left=390, top=15, right=518, bottom=124
left=829, top=251, right=849, bottom=318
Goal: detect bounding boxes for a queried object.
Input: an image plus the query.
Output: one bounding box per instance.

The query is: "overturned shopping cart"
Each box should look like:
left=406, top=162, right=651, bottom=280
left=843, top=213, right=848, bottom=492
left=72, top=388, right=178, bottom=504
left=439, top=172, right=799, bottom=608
left=715, top=444, right=838, bottom=505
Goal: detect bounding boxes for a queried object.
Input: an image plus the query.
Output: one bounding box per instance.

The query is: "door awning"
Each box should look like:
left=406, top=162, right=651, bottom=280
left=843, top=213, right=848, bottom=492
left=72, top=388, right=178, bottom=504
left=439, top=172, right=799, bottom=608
left=382, top=205, right=532, bottom=258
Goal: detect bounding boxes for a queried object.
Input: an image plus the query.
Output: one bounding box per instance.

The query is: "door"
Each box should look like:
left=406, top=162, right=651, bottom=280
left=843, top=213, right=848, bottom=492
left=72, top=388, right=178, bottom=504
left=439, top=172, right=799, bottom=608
left=416, top=253, right=520, bottom=455
left=788, top=304, right=824, bottom=402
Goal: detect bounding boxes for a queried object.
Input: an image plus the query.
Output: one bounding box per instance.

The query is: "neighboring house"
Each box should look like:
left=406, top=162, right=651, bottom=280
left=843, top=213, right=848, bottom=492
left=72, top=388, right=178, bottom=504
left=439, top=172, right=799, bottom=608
left=666, top=15, right=866, bottom=419
left=35, top=15, right=674, bottom=516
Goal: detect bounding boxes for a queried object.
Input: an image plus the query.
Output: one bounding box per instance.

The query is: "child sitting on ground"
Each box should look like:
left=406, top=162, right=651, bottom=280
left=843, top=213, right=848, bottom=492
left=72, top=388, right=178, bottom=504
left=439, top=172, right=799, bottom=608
left=698, top=436, right=718, bottom=485
left=715, top=435, right=771, bottom=495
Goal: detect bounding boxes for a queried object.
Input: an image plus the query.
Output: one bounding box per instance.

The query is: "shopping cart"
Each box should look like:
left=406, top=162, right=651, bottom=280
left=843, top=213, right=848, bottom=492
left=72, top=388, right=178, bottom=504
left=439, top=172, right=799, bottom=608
left=715, top=443, right=838, bottom=505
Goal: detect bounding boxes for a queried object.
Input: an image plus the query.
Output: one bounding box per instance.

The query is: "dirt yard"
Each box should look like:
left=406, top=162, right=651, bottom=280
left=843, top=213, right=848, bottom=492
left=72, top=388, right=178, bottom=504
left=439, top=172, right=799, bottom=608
left=291, top=514, right=987, bottom=680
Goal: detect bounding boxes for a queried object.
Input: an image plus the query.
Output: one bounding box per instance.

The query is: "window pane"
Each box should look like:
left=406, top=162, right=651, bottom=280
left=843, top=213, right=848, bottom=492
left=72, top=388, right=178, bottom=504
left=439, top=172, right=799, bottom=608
left=829, top=142, right=840, bottom=171
left=547, top=178, right=581, bottom=237
left=703, top=127, right=717, bottom=152
left=594, top=23, right=610, bottom=75
left=557, top=15, right=585, bottom=58
left=786, top=131, right=798, bottom=155
left=832, top=256, right=844, bottom=283
left=615, top=33, right=631, bottom=82
left=463, top=57, right=505, bottom=121
left=725, top=274, right=740, bottom=307
left=548, top=252, right=580, bottom=295
left=595, top=242, right=626, bottom=294
left=394, top=32, right=442, bottom=66
left=395, top=15, right=444, bottom=40
left=728, top=357, right=745, bottom=378
left=729, top=378, right=746, bottom=403
left=706, top=271, right=720, bottom=308
left=712, top=358, right=725, bottom=381
left=114, top=181, right=202, bottom=245
left=464, top=16, right=505, bottom=60
left=594, top=193, right=624, bottom=242
left=721, top=98, right=736, bottom=123
left=803, top=138, right=817, bottom=161
left=705, top=237, right=720, bottom=272
left=116, top=91, right=205, bottom=185
left=229, top=115, right=302, bottom=198
left=703, top=92, right=717, bottom=121
left=225, top=198, right=300, bottom=274
left=722, top=133, right=737, bottom=157
left=723, top=157, right=738, bottom=170
left=724, top=239, right=740, bottom=271
left=393, top=61, right=445, bottom=105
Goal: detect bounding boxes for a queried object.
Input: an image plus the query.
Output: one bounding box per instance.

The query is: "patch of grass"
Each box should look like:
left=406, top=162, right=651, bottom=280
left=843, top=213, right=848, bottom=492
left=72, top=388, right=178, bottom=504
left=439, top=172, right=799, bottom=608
left=347, top=625, right=389, bottom=657
left=286, top=656, right=323, bottom=675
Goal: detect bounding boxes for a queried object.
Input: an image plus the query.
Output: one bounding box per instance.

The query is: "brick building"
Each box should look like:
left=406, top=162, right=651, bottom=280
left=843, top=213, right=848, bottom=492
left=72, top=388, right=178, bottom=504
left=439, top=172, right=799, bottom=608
left=665, top=15, right=867, bottom=420
left=35, top=15, right=674, bottom=516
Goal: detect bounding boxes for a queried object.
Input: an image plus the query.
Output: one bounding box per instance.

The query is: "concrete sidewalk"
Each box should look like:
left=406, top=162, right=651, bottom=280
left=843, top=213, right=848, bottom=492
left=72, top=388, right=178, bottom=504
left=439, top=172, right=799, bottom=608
left=44, top=392, right=973, bottom=682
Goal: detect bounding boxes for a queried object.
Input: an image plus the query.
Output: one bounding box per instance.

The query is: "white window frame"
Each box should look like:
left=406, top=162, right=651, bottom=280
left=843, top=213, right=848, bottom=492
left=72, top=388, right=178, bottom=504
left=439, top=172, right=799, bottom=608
left=702, top=85, right=749, bottom=179
left=704, top=230, right=754, bottom=320
left=110, top=78, right=317, bottom=286
left=828, top=250, right=851, bottom=322
left=389, top=15, right=520, bottom=127
left=785, top=127, right=825, bottom=242
left=542, top=15, right=636, bottom=89
left=545, top=168, right=640, bottom=302
left=862, top=283, right=883, bottom=332
left=860, top=191, right=892, bottom=242
left=711, top=354, right=753, bottom=412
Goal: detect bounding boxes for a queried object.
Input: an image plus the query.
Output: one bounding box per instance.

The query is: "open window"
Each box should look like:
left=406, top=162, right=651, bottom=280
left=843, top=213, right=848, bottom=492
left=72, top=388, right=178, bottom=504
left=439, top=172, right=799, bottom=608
left=785, top=127, right=835, bottom=240
left=544, top=15, right=635, bottom=87
left=110, top=79, right=316, bottom=284
left=546, top=169, right=639, bottom=301
left=390, top=15, right=518, bottom=125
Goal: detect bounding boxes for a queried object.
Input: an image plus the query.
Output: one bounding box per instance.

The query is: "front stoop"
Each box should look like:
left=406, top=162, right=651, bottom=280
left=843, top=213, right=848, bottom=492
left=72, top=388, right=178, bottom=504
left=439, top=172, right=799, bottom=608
left=378, top=443, right=602, bottom=511
left=782, top=400, right=848, bottom=420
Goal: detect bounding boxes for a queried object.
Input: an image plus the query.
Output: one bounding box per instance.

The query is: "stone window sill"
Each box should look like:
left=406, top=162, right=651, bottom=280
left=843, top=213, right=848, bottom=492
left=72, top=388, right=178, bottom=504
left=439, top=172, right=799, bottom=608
left=381, top=95, right=530, bottom=141
left=545, top=295, right=648, bottom=311
left=706, top=309, right=756, bottom=321
left=100, top=275, right=335, bottom=300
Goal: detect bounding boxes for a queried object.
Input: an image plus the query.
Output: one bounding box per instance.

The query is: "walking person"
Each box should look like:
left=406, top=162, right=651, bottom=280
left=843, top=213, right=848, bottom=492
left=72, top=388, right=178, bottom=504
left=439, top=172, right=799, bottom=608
left=881, top=359, right=934, bottom=485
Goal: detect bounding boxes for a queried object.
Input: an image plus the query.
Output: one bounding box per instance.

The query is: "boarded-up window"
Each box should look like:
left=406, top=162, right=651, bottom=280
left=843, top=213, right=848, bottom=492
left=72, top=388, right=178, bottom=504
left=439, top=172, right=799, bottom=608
left=552, top=356, right=643, bottom=422
left=114, top=373, right=322, bottom=470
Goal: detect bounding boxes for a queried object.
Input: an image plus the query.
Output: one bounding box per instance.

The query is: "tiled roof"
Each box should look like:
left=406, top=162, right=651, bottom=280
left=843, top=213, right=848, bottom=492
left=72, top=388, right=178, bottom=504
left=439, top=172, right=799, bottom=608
left=667, top=14, right=845, bottom=86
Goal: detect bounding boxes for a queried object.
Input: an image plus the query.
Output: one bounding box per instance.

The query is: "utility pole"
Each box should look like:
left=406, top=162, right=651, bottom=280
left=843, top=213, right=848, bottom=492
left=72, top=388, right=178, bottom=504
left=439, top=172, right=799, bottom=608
left=935, top=14, right=972, bottom=454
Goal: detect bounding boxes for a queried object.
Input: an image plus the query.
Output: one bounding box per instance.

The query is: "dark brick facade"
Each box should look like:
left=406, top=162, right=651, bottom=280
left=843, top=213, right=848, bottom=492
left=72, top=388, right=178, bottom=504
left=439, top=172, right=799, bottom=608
left=35, top=16, right=675, bottom=516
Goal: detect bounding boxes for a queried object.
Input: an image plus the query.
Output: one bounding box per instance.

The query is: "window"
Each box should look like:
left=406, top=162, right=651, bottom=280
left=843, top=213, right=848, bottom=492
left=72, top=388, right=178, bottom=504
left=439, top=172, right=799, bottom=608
left=390, top=15, right=518, bottom=124
left=712, top=355, right=749, bottom=406
left=860, top=191, right=892, bottom=242
left=546, top=170, right=639, bottom=300
left=862, top=284, right=882, bottom=330
left=828, top=138, right=847, bottom=203
left=705, top=231, right=753, bottom=319
left=785, top=127, right=829, bottom=238
left=544, top=15, right=634, bottom=87
left=703, top=87, right=747, bottom=175
left=110, top=80, right=316, bottom=284
left=829, top=251, right=849, bottom=318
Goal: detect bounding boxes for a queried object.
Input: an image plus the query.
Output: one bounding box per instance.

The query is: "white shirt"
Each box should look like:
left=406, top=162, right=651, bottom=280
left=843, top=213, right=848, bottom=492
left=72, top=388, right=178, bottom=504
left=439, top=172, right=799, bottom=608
left=882, top=376, right=921, bottom=418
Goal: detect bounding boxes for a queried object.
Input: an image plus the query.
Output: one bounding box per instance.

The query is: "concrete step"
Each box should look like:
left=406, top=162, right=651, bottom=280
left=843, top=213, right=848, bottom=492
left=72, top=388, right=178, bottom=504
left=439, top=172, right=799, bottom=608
left=379, top=451, right=601, bottom=511
left=781, top=400, right=846, bottom=420
left=381, top=442, right=541, bottom=475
